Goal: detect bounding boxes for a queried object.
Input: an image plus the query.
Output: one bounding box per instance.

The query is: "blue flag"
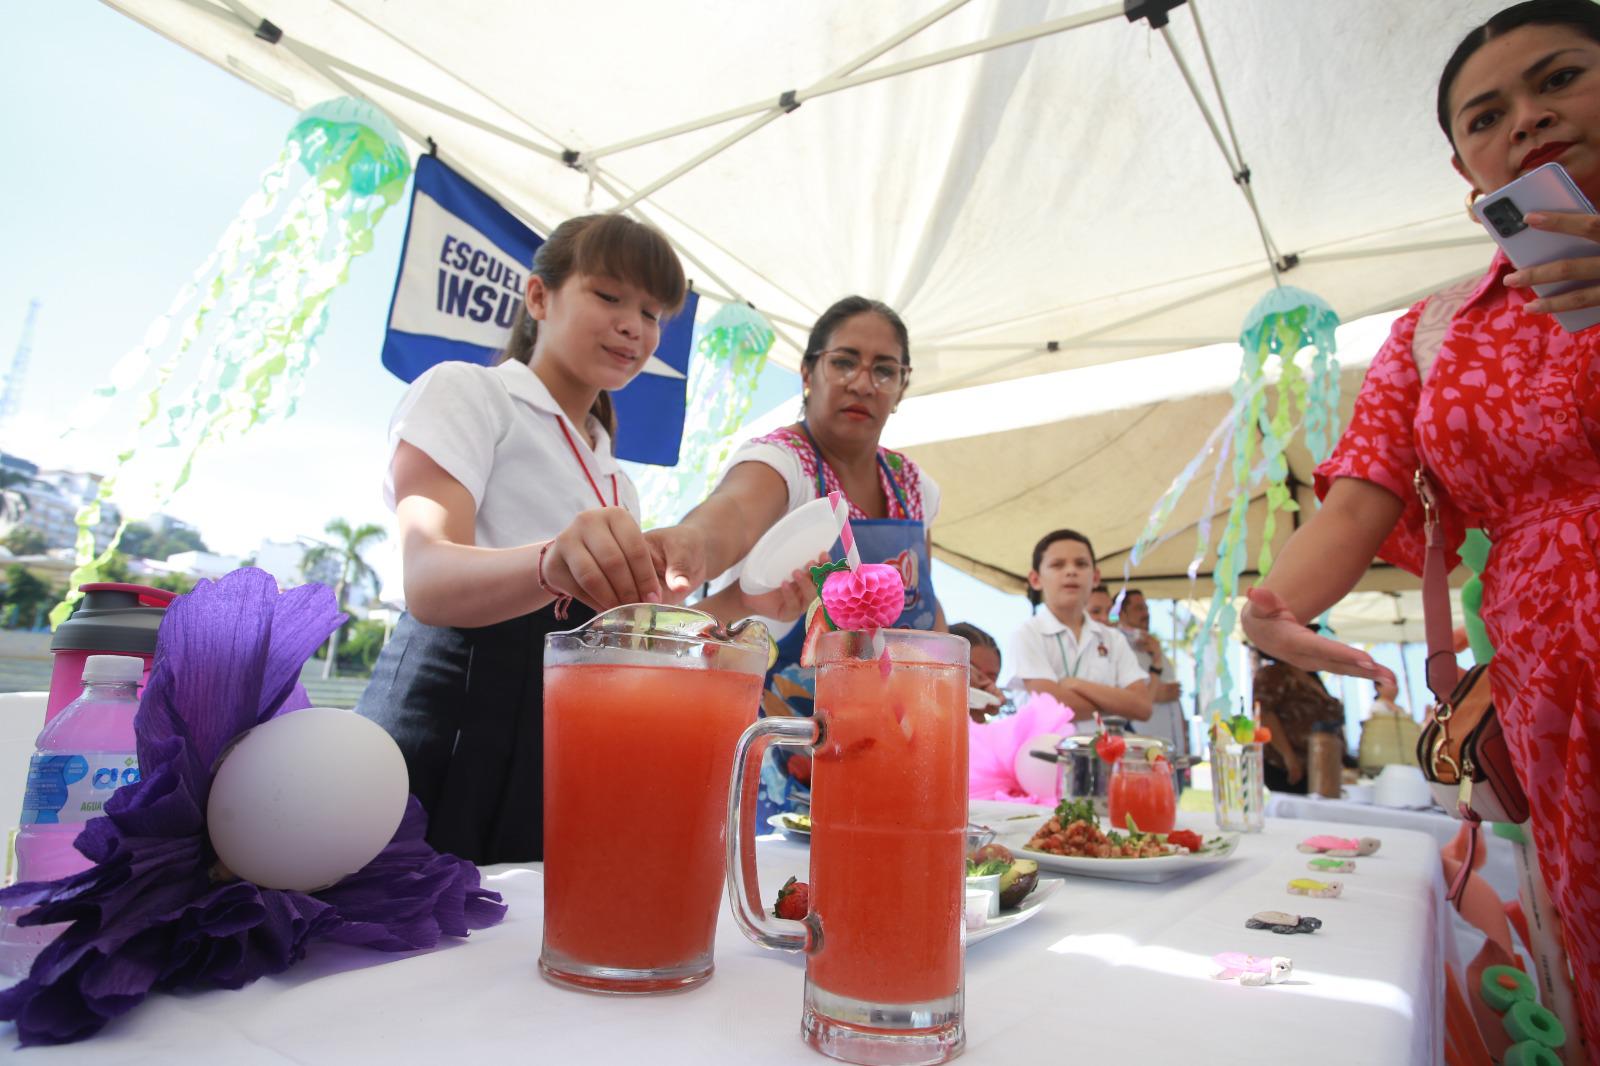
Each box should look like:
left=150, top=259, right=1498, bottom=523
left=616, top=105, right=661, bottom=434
left=382, top=154, right=697, bottom=466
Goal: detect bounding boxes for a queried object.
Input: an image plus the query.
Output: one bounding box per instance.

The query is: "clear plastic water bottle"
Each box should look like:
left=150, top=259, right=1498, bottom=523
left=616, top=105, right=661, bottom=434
left=0, top=654, right=143, bottom=977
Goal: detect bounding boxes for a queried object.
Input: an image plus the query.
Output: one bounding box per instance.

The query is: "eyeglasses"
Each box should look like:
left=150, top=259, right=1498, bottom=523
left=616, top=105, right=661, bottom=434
left=815, top=349, right=910, bottom=391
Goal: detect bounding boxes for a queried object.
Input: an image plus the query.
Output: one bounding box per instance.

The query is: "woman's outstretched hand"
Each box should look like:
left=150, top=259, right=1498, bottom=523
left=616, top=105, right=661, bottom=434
left=1241, top=587, right=1397, bottom=686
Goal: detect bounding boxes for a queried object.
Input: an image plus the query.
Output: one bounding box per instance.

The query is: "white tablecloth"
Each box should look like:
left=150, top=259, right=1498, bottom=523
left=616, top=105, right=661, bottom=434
left=8, top=811, right=1445, bottom=1065
left=1264, top=791, right=1518, bottom=931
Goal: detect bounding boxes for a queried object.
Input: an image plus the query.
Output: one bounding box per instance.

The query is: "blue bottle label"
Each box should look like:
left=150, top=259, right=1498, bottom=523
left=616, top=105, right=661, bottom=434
left=19, top=752, right=140, bottom=825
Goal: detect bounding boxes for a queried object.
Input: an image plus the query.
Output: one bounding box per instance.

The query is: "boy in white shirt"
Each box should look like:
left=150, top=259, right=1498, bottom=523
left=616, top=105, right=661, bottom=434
left=1005, top=530, right=1152, bottom=722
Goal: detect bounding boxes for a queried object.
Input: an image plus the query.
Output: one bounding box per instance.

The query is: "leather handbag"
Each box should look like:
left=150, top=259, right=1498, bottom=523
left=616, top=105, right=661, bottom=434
left=1404, top=282, right=1529, bottom=900
left=1411, top=468, right=1529, bottom=828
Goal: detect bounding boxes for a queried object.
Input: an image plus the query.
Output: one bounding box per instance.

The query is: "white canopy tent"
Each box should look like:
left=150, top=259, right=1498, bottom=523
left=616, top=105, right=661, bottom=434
left=107, top=0, right=1500, bottom=602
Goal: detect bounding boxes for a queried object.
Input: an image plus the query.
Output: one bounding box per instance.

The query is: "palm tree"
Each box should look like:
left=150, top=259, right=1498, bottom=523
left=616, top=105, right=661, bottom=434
left=301, top=518, right=387, bottom=679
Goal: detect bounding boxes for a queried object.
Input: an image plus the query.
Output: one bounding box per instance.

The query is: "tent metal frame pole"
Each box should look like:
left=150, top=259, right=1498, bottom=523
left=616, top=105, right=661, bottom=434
left=588, top=0, right=979, bottom=162
left=210, top=4, right=566, bottom=236
left=327, top=0, right=573, bottom=160
left=608, top=0, right=992, bottom=211
left=595, top=2, right=1129, bottom=201
left=211, top=0, right=567, bottom=164
left=1157, top=23, right=1283, bottom=282
left=588, top=174, right=823, bottom=329
left=586, top=170, right=808, bottom=356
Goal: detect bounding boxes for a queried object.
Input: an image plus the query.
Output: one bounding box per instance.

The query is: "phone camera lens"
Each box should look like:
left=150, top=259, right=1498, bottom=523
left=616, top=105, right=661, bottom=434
left=1483, top=197, right=1527, bottom=238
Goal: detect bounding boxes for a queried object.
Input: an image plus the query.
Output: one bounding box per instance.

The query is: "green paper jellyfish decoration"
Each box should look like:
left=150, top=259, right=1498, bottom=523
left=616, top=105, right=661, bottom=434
left=633, top=301, right=776, bottom=526
left=1197, top=285, right=1341, bottom=715
left=51, top=97, right=411, bottom=626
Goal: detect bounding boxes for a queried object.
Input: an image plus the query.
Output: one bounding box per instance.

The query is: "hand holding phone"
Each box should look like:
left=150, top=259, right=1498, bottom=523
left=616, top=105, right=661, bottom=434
left=1475, top=162, right=1600, bottom=332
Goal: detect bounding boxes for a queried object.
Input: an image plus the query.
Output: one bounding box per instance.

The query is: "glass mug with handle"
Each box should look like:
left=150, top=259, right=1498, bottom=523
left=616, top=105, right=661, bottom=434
left=726, top=628, right=968, bottom=1065
left=541, top=605, right=768, bottom=994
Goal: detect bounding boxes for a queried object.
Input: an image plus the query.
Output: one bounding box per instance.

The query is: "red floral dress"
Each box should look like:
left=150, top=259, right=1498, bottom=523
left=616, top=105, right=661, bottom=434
left=1316, top=253, right=1600, bottom=1048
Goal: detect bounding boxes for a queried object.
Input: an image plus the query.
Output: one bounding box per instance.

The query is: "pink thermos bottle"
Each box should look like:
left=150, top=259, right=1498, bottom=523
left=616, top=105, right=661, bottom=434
left=45, top=583, right=175, bottom=723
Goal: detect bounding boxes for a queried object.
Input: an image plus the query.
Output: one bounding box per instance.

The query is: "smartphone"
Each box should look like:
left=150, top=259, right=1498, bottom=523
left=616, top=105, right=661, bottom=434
left=1473, top=162, right=1600, bottom=332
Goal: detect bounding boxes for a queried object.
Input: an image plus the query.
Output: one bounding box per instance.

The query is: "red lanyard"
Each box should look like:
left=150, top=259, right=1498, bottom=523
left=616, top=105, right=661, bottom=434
left=556, top=417, right=619, bottom=508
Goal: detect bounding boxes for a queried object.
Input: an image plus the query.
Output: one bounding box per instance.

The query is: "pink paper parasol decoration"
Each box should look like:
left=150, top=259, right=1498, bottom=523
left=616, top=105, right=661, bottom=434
left=819, top=490, right=898, bottom=676
left=967, top=691, right=1076, bottom=804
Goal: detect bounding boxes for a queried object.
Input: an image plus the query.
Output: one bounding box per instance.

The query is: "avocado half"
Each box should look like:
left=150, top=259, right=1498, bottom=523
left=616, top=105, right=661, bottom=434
left=997, top=859, right=1039, bottom=910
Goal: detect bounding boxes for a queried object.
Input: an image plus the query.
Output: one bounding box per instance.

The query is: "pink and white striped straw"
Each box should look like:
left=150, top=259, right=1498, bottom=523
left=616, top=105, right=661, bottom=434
left=828, top=490, right=863, bottom=571
left=827, top=491, right=891, bottom=675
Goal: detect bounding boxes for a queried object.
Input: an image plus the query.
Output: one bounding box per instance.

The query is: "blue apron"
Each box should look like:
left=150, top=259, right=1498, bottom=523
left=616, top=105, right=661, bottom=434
left=757, top=423, right=939, bottom=820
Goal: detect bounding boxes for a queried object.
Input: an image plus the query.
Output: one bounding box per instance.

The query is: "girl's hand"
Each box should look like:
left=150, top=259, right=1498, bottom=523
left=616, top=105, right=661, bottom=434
left=543, top=508, right=662, bottom=610
left=1504, top=211, right=1600, bottom=315
left=1241, top=587, right=1396, bottom=685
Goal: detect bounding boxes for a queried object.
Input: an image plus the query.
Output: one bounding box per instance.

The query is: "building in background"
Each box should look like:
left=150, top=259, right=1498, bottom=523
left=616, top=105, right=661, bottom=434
left=0, top=455, right=121, bottom=554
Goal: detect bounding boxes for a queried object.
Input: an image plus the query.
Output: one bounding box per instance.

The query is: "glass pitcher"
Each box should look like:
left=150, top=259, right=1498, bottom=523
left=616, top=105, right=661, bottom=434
left=540, top=605, right=768, bottom=994
left=726, top=629, right=969, bottom=1065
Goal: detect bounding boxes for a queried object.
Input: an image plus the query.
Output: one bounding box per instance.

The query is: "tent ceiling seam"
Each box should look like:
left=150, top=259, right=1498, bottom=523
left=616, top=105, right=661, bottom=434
left=929, top=265, right=1275, bottom=392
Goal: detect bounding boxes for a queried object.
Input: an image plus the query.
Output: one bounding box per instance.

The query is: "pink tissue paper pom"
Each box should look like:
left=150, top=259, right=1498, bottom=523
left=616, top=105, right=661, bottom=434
left=967, top=691, right=1076, bottom=805
left=820, top=563, right=903, bottom=630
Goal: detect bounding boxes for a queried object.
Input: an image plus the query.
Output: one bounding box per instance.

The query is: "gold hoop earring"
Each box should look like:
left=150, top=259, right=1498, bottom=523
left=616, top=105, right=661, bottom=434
left=1465, top=188, right=1482, bottom=222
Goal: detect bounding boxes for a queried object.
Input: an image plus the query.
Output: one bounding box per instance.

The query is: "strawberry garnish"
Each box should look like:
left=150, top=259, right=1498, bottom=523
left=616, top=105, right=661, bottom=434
left=1094, top=733, right=1126, bottom=764
left=773, top=876, right=810, bottom=921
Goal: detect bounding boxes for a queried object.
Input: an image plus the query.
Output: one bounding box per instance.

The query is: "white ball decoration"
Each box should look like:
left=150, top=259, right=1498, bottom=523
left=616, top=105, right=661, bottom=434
left=1012, top=732, right=1064, bottom=800
left=207, top=707, right=409, bottom=892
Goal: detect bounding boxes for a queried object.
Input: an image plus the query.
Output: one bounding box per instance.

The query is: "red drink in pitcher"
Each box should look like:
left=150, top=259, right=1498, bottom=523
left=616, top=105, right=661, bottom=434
left=726, top=628, right=970, bottom=1065
left=808, top=655, right=968, bottom=1005
left=541, top=607, right=768, bottom=994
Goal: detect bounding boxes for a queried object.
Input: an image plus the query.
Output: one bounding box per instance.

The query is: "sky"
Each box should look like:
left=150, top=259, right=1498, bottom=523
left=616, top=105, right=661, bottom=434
left=0, top=1, right=1028, bottom=641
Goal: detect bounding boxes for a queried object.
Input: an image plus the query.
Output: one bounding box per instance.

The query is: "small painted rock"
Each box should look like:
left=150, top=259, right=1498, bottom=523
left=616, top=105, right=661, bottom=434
left=1246, top=910, right=1322, bottom=935
left=1307, top=857, right=1356, bottom=874
left=1288, top=878, right=1343, bottom=898
left=1296, top=835, right=1380, bottom=857
left=1212, top=953, right=1293, bottom=985
left=820, top=564, right=904, bottom=630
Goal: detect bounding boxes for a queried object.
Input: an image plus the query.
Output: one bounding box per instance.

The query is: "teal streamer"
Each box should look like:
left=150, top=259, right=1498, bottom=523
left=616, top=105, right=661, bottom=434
left=632, top=302, right=776, bottom=526
left=51, top=97, right=411, bottom=625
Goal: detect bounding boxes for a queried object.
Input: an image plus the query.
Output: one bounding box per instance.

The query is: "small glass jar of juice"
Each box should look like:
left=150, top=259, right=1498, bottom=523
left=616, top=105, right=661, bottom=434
left=1107, top=740, right=1176, bottom=834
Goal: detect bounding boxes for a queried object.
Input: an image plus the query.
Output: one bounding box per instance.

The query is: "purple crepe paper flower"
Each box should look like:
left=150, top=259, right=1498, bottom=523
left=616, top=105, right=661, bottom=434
left=0, top=568, right=505, bottom=1046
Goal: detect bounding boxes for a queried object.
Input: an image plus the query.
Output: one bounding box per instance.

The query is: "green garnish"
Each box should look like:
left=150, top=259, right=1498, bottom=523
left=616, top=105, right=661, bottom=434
left=1053, top=797, right=1097, bottom=827
left=807, top=559, right=852, bottom=630
left=965, top=858, right=1009, bottom=877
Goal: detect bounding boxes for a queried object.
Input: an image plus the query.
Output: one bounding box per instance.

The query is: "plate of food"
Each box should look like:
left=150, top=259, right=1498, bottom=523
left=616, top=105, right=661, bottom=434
left=1018, top=799, right=1239, bottom=884
left=964, top=842, right=1057, bottom=944
left=768, top=812, right=811, bottom=840
left=970, top=877, right=1062, bottom=945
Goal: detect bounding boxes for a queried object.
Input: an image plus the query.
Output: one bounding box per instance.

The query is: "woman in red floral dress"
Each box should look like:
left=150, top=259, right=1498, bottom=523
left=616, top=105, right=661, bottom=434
left=1242, top=2, right=1600, bottom=1049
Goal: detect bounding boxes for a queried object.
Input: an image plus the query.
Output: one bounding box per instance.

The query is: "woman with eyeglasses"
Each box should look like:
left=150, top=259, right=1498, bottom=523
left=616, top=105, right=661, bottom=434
left=649, top=295, right=945, bottom=817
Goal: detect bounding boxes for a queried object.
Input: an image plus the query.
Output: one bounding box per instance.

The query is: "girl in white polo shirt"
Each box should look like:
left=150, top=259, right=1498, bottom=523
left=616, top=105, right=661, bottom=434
left=1005, top=529, right=1152, bottom=722
left=357, top=213, right=685, bottom=865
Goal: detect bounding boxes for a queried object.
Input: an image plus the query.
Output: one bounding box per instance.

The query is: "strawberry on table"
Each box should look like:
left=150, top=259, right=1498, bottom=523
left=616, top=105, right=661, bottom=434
left=773, top=876, right=810, bottom=921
